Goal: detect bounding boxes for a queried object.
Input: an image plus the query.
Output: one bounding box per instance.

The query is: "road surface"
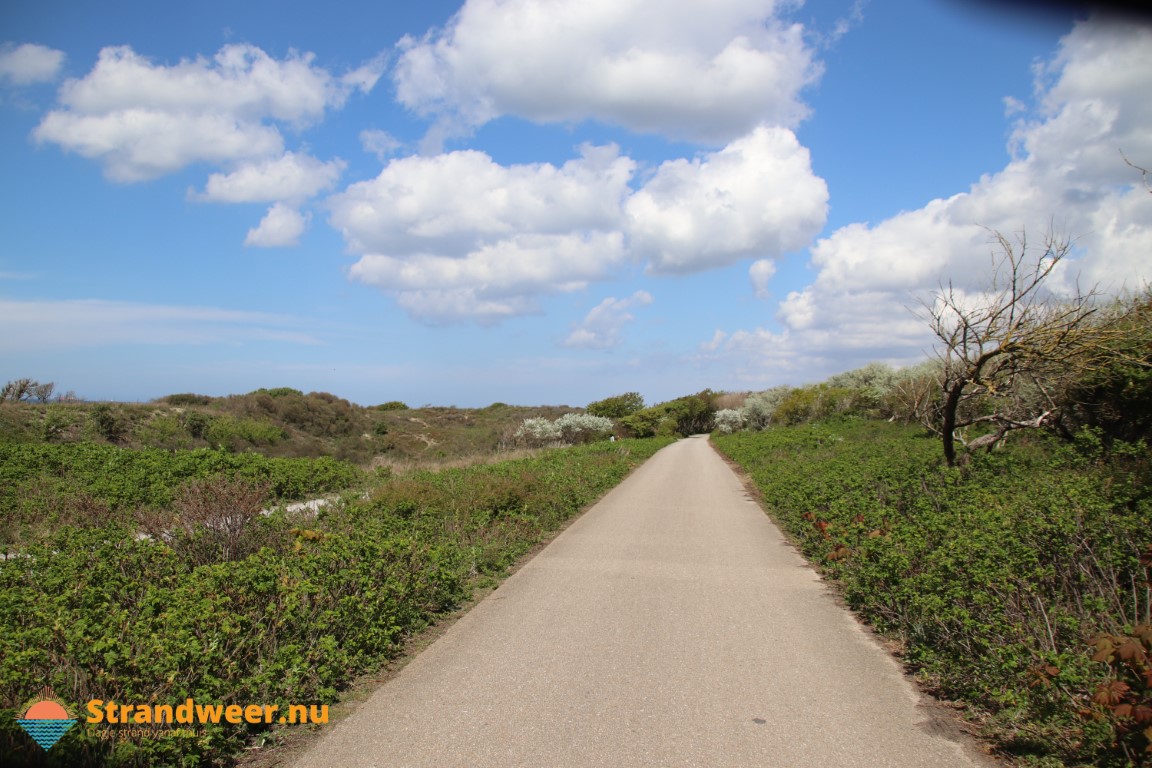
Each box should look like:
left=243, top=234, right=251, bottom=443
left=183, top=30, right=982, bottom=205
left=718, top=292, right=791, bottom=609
left=289, top=436, right=994, bottom=768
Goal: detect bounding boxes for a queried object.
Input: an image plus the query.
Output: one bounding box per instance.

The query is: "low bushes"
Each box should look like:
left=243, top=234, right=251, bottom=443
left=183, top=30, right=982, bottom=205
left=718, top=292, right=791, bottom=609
left=0, top=443, right=364, bottom=548
left=714, top=422, right=1152, bottom=766
left=0, top=437, right=671, bottom=766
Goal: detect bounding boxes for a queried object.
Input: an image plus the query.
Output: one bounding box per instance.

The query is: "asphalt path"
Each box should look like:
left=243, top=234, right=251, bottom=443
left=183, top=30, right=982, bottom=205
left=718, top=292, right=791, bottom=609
left=289, top=435, right=995, bottom=768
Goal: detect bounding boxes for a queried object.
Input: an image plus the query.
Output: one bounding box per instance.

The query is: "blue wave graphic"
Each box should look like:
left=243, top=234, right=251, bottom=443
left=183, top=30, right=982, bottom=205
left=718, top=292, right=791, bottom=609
left=17, top=718, right=76, bottom=751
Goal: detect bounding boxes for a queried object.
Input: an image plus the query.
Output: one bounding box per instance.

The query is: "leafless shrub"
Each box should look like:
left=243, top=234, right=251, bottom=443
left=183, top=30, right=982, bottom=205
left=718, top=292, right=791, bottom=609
left=138, top=476, right=273, bottom=565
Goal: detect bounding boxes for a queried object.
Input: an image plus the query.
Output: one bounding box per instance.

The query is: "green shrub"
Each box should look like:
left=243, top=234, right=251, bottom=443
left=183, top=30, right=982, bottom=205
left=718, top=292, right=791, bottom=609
left=1056, top=294, right=1152, bottom=448
left=715, top=423, right=1152, bottom=766
left=619, top=391, right=716, bottom=438
left=204, top=415, right=285, bottom=451
left=250, top=387, right=304, bottom=398
left=134, top=414, right=192, bottom=451
left=161, top=393, right=214, bottom=406
left=88, top=404, right=126, bottom=443
left=0, top=437, right=671, bottom=766
left=587, top=392, right=644, bottom=419
left=0, top=442, right=365, bottom=541
left=770, top=384, right=860, bottom=425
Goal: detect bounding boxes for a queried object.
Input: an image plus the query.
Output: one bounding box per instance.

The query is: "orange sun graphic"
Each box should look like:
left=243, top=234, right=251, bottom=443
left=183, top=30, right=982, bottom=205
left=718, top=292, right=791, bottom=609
left=17, top=686, right=78, bottom=752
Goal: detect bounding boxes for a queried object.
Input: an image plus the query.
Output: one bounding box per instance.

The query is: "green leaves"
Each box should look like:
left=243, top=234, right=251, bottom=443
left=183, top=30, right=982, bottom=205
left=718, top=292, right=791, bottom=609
left=0, top=442, right=365, bottom=548
left=0, top=436, right=671, bottom=766
left=715, top=422, right=1152, bottom=766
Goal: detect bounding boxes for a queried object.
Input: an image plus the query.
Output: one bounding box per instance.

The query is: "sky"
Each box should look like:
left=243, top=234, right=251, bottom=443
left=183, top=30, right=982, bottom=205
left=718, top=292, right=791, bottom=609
left=1, top=0, right=1150, bottom=408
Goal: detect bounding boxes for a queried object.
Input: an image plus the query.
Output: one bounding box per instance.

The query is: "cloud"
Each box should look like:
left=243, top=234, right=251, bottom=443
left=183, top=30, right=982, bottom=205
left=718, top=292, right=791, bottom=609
left=818, top=0, right=867, bottom=50
left=0, top=299, right=319, bottom=352
left=332, top=126, right=830, bottom=323
left=331, top=143, right=636, bottom=323
left=195, top=152, right=345, bottom=203
left=360, top=128, right=402, bottom=161
left=34, top=44, right=375, bottom=182
left=245, top=203, right=310, bottom=247
left=349, top=231, right=629, bottom=324
left=626, top=125, right=827, bottom=274
left=749, top=259, right=777, bottom=299
left=805, top=18, right=1152, bottom=297
left=564, top=291, right=653, bottom=349
left=332, top=143, right=634, bottom=253
left=703, top=17, right=1152, bottom=386
left=393, top=0, right=820, bottom=143
left=0, top=43, right=65, bottom=85
left=340, top=53, right=388, bottom=94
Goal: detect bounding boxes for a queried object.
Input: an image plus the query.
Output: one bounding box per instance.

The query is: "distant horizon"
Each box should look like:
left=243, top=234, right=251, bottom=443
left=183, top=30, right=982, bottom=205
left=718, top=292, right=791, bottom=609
left=6, top=352, right=940, bottom=410
left=3, top=1, right=1150, bottom=407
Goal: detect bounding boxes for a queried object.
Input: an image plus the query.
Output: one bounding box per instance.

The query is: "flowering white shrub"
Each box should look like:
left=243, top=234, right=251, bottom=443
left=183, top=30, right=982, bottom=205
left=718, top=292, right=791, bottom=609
left=554, top=412, right=614, bottom=443
left=741, top=386, right=793, bottom=430
left=713, top=408, right=745, bottom=434
left=514, top=413, right=613, bottom=446
left=514, top=417, right=563, bottom=445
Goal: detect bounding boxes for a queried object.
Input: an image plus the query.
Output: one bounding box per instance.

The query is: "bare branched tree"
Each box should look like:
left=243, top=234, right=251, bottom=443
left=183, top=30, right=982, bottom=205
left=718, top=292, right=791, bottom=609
left=1, top=378, right=57, bottom=403
left=919, top=229, right=1123, bottom=466
left=30, top=381, right=55, bottom=403
left=1, top=378, right=35, bottom=402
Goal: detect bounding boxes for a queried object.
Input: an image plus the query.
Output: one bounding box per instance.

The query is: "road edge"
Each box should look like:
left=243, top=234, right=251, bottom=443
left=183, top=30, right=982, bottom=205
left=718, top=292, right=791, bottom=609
left=705, top=435, right=1004, bottom=768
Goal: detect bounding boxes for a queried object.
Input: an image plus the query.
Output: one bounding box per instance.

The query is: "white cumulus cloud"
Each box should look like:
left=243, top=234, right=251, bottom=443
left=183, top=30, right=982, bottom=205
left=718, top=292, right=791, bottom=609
left=331, top=144, right=637, bottom=323
left=195, top=152, right=345, bottom=204
left=749, top=259, right=777, bottom=299
left=393, top=0, right=820, bottom=143
left=332, top=127, right=832, bottom=323
left=34, top=44, right=376, bottom=182
left=564, top=291, right=654, bottom=349
left=245, top=203, right=310, bottom=247
left=0, top=43, right=65, bottom=85
left=626, top=125, right=828, bottom=274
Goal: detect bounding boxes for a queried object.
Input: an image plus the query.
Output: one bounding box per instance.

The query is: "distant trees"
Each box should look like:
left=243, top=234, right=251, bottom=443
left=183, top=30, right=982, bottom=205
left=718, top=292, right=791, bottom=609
left=741, top=386, right=792, bottom=430
left=619, top=391, right=718, bottom=438
left=1, top=379, right=55, bottom=403
left=586, top=392, right=644, bottom=419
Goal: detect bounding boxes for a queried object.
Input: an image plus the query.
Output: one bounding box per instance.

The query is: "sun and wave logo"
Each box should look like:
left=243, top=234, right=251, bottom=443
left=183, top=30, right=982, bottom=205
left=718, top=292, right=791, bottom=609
left=17, top=687, right=78, bottom=751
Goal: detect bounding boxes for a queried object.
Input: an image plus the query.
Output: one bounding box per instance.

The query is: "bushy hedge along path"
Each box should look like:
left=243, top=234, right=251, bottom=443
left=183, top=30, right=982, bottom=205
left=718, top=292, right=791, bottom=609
left=714, top=422, right=1151, bottom=767
left=0, top=438, right=672, bottom=767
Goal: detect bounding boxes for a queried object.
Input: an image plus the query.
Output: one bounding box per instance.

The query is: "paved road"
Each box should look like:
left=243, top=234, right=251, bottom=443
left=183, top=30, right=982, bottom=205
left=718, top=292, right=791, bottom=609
left=290, top=436, right=994, bottom=768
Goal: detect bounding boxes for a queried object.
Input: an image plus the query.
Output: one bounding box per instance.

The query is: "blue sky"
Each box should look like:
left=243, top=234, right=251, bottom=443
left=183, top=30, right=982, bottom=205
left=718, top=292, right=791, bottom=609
left=2, top=0, right=1150, bottom=407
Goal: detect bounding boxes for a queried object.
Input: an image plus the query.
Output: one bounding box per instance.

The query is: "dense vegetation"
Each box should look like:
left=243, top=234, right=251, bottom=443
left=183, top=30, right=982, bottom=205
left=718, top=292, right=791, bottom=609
left=0, top=389, right=583, bottom=466
left=0, top=437, right=671, bottom=767
left=618, top=390, right=718, bottom=438
left=0, top=442, right=364, bottom=548
left=715, top=422, right=1151, bottom=766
